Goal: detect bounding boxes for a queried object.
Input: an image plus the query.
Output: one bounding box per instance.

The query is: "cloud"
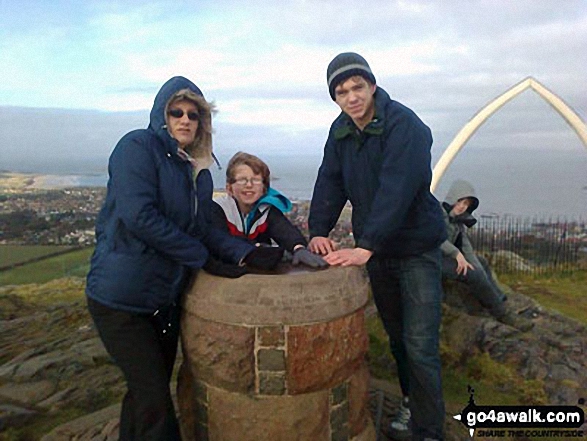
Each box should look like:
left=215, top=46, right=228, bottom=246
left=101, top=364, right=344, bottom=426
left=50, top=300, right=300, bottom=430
left=1, top=0, right=585, bottom=216
left=1, top=0, right=586, bottom=165
left=0, top=106, right=146, bottom=171
left=214, top=98, right=338, bottom=131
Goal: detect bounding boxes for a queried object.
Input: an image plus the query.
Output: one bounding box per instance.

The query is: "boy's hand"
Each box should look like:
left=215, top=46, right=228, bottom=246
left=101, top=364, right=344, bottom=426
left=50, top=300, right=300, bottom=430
left=308, top=236, right=337, bottom=255
left=292, top=248, right=329, bottom=269
left=323, top=248, right=372, bottom=267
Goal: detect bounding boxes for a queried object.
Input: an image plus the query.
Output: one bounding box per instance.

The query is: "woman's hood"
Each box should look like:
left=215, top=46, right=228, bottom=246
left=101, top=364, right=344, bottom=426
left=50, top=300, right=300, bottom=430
left=147, top=76, right=214, bottom=171
left=148, top=76, right=204, bottom=132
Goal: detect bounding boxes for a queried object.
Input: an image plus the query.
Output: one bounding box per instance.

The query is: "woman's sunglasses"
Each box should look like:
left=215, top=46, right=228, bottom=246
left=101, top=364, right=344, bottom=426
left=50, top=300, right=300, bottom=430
left=168, top=108, right=200, bottom=121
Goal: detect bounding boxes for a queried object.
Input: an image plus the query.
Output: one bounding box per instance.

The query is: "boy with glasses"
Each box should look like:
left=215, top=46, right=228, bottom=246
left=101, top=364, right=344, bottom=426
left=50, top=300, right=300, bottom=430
left=207, top=152, right=327, bottom=276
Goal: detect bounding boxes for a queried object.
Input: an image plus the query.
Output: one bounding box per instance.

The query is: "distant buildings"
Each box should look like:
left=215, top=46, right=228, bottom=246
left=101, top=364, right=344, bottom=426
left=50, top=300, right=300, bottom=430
left=0, top=187, right=105, bottom=245
left=2, top=186, right=586, bottom=273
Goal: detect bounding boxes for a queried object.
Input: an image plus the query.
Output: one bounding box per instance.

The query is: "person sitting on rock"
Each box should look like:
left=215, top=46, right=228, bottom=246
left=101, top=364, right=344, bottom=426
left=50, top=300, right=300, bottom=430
left=440, top=179, right=534, bottom=331
left=205, top=151, right=328, bottom=277
left=387, top=180, right=535, bottom=441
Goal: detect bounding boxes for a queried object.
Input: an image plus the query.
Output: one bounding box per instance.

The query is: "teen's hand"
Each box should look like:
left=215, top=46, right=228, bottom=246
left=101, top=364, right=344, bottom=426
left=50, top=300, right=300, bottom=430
left=308, top=236, right=337, bottom=255
left=455, top=252, right=475, bottom=276
left=323, top=248, right=372, bottom=267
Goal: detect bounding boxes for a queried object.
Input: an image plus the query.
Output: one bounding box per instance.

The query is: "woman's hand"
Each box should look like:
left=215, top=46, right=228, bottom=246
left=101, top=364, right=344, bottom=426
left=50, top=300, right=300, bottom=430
left=455, top=252, right=475, bottom=276
left=243, top=246, right=284, bottom=270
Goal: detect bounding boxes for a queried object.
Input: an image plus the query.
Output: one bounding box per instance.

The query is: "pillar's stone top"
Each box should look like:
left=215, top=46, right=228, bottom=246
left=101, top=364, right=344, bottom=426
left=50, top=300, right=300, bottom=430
left=183, top=266, right=369, bottom=326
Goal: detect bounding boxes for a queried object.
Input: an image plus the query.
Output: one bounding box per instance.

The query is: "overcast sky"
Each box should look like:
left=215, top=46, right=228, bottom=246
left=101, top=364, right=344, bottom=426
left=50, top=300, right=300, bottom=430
left=1, top=0, right=586, bottom=213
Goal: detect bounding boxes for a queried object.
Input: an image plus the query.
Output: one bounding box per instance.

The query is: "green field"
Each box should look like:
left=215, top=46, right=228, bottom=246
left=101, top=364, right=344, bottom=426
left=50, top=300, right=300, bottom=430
left=0, top=245, right=77, bottom=268
left=0, top=247, right=94, bottom=285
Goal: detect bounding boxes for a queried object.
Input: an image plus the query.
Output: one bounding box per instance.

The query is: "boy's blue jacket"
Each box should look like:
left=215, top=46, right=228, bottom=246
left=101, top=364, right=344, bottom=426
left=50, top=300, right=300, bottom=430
left=86, top=76, right=253, bottom=313
left=309, top=87, right=446, bottom=257
left=245, top=187, right=292, bottom=231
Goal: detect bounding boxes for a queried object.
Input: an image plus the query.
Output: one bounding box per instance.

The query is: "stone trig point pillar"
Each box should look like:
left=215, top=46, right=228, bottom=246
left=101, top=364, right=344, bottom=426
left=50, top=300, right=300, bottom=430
left=178, top=266, right=376, bottom=441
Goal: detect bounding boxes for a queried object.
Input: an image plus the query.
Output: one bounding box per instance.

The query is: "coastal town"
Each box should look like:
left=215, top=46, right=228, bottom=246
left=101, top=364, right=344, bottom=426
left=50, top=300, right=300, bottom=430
left=0, top=185, right=105, bottom=246
left=0, top=172, right=354, bottom=248
left=1, top=172, right=585, bottom=273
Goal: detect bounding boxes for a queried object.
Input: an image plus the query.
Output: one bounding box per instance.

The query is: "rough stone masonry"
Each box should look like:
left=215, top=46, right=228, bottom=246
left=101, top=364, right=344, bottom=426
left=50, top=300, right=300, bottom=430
left=178, top=265, right=377, bottom=441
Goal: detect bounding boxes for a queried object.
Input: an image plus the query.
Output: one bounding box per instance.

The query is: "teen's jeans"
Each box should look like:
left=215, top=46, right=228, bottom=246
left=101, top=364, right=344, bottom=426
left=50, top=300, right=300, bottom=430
left=367, top=248, right=445, bottom=441
left=87, top=297, right=181, bottom=441
left=442, top=253, right=507, bottom=318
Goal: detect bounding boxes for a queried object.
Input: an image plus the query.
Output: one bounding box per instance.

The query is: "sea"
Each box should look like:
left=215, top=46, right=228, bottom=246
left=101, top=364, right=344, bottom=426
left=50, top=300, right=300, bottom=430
left=9, top=149, right=587, bottom=219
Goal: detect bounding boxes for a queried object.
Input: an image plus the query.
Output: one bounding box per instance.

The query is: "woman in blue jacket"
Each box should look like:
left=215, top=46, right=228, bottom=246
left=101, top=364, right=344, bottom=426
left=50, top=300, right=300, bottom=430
left=85, top=77, right=281, bottom=440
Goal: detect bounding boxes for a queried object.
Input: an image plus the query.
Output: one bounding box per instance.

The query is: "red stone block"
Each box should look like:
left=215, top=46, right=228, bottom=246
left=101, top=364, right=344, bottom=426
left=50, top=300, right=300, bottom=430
left=287, top=309, right=369, bottom=394
left=181, top=315, right=255, bottom=393
left=208, top=385, right=330, bottom=441
left=348, top=361, right=370, bottom=437
left=257, top=325, right=285, bottom=347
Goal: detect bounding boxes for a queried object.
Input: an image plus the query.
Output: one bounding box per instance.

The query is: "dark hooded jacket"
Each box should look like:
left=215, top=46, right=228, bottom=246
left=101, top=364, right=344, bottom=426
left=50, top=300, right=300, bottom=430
left=309, top=87, right=446, bottom=257
left=86, top=76, right=253, bottom=314
left=440, top=179, right=479, bottom=259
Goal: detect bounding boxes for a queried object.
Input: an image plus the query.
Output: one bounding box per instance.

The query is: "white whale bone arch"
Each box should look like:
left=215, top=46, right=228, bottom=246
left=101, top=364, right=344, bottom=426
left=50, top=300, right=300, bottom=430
left=431, top=76, right=587, bottom=192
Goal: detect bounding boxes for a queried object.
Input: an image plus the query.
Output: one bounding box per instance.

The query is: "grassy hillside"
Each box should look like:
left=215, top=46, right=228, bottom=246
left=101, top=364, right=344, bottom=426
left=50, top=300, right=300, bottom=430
left=0, top=245, right=76, bottom=268
left=0, top=247, right=94, bottom=286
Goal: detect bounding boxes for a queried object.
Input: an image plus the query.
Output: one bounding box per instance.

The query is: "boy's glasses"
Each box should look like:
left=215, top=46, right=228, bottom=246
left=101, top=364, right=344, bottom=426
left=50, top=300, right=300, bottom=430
left=168, top=108, right=199, bottom=121
left=233, top=178, right=264, bottom=186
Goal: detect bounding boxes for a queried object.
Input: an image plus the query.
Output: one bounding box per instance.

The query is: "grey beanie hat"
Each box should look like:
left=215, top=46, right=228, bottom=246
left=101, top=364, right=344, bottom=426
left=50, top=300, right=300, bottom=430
left=327, top=52, right=376, bottom=100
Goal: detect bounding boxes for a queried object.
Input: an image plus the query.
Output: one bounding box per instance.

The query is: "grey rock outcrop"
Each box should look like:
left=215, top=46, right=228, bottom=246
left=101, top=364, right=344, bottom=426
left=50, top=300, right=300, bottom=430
left=2, top=273, right=586, bottom=440
left=443, top=279, right=587, bottom=408
left=491, top=250, right=535, bottom=272
left=0, top=287, right=125, bottom=439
